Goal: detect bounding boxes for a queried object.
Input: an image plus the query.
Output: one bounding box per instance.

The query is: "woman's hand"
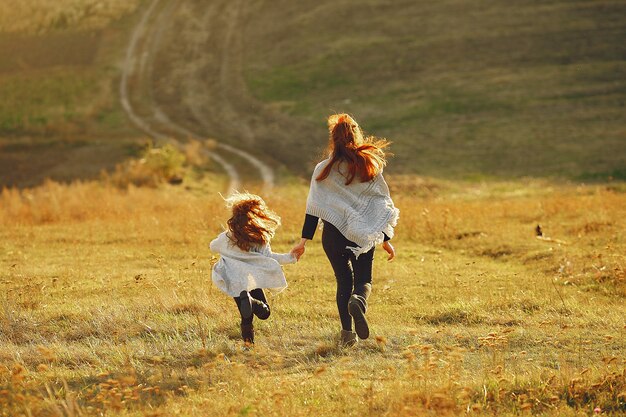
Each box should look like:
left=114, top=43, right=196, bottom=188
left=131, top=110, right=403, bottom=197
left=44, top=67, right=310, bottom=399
left=291, top=238, right=308, bottom=261
left=382, top=241, right=395, bottom=261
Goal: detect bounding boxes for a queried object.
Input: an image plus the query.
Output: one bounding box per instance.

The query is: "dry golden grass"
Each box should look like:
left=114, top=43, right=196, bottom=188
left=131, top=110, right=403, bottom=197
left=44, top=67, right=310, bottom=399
left=0, top=175, right=625, bottom=416
left=0, top=0, right=140, bottom=34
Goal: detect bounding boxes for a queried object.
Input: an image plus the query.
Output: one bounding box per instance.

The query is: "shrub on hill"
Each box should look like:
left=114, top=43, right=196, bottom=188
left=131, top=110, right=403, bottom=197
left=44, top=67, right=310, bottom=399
left=103, top=142, right=186, bottom=188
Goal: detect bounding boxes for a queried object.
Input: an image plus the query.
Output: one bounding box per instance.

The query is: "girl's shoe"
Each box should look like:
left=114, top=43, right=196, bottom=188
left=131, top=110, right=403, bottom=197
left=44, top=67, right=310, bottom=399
left=252, top=299, right=271, bottom=320
left=348, top=294, right=369, bottom=339
left=340, top=329, right=357, bottom=347
left=239, top=291, right=253, bottom=319
left=241, top=323, right=254, bottom=344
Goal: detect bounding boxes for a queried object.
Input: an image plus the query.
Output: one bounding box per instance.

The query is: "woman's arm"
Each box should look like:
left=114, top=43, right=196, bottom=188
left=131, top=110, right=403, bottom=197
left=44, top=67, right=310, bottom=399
left=382, top=241, right=395, bottom=261
left=301, top=214, right=319, bottom=240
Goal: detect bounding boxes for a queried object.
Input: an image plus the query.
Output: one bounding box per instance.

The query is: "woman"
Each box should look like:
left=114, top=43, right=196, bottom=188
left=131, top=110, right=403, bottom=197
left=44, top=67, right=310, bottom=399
left=291, top=113, right=399, bottom=347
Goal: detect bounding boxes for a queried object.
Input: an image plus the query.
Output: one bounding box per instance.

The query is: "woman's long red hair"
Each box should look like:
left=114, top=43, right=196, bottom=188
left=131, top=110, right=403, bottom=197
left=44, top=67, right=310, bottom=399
left=316, top=114, right=390, bottom=185
left=225, top=193, right=280, bottom=251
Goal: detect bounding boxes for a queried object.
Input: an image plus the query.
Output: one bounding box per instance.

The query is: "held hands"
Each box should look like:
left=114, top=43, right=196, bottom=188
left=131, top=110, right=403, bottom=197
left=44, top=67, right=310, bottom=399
left=291, top=238, right=393, bottom=261
left=290, top=238, right=308, bottom=261
left=382, top=241, right=395, bottom=261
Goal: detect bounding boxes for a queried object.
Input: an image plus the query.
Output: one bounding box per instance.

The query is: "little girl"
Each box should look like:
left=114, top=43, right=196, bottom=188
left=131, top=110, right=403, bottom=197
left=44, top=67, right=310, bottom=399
left=210, top=192, right=296, bottom=345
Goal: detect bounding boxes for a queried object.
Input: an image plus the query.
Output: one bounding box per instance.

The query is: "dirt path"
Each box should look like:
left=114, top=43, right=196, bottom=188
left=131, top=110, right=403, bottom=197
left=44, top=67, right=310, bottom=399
left=120, top=0, right=276, bottom=193
left=119, top=0, right=167, bottom=141
left=145, top=0, right=318, bottom=178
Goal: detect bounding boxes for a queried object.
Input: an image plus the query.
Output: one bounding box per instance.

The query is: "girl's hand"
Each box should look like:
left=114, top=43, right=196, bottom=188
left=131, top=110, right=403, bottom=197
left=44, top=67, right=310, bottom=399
left=291, top=238, right=308, bottom=260
left=382, top=241, right=395, bottom=261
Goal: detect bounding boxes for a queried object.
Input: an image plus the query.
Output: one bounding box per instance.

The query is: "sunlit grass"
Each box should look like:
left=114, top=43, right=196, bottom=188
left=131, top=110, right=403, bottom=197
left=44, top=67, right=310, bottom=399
left=1, top=175, right=624, bottom=416
left=0, top=0, right=140, bottom=33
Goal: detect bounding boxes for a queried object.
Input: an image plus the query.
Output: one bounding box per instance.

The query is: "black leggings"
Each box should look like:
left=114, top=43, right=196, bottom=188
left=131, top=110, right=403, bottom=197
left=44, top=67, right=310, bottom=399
left=233, top=288, right=269, bottom=325
left=322, top=221, right=374, bottom=331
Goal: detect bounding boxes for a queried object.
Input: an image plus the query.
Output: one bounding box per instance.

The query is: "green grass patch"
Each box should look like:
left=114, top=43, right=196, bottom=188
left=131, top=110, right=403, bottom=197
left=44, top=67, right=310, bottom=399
left=577, top=167, right=626, bottom=182
left=242, top=0, right=626, bottom=179
left=0, top=69, right=98, bottom=134
left=248, top=56, right=357, bottom=105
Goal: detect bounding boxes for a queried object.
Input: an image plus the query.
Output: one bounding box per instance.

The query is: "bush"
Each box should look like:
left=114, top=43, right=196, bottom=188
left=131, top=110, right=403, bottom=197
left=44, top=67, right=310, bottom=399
left=104, top=142, right=186, bottom=188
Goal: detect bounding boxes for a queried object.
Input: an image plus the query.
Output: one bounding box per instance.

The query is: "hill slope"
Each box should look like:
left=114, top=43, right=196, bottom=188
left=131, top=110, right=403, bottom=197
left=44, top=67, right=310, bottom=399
left=241, top=0, right=626, bottom=179
left=0, top=2, right=143, bottom=187
left=0, top=0, right=624, bottom=186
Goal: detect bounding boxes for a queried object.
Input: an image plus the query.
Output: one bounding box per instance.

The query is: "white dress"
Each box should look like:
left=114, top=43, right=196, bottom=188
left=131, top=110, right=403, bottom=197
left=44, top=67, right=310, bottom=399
left=210, top=231, right=296, bottom=297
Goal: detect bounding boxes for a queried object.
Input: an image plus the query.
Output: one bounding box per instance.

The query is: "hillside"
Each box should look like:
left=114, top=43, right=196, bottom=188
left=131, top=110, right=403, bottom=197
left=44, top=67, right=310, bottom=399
left=240, top=0, right=626, bottom=179
left=0, top=2, right=143, bottom=187
left=1, top=0, right=625, bottom=187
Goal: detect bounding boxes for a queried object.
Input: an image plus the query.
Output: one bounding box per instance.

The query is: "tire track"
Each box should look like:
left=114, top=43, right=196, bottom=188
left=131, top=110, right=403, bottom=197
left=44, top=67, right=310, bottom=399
left=141, top=0, right=275, bottom=189
left=120, top=0, right=275, bottom=193
left=119, top=0, right=167, bottom=142
left=134, top=0, right=242, bottom=193
left=174, top=0, right=313, bottom=177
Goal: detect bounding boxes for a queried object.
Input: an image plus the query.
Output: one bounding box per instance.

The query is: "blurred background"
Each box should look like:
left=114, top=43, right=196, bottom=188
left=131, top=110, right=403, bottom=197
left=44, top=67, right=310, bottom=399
left=0, top=0, right=624, bottom=188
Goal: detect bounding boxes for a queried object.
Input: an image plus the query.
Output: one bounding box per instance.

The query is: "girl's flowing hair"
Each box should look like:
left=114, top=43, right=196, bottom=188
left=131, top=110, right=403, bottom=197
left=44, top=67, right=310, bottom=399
left=225, top=192, right=281, bottom=251
left=316, top=113, right=390, bottom=185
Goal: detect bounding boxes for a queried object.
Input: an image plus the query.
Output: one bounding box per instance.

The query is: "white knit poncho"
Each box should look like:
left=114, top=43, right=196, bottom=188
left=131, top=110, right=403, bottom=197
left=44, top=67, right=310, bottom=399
left=306, top=158, right=400, bottom=258
left=210, top=232, right=296, bottom=297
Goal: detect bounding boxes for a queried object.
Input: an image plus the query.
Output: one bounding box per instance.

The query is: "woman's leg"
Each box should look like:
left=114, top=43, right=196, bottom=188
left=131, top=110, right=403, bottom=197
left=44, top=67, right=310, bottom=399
left=348, top=247, right=375, bottom=339
left=322, top=222, right=354, bottom=331
left=350, top=246, right=374, bottom=309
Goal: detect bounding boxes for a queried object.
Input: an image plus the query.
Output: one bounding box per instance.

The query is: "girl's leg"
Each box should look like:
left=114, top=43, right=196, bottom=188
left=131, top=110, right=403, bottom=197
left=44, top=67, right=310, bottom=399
left=233, top=295, right=254, bottom=343
left=233, top=295, right=254, bottom=326
left=249, top=288, right=271, bottom=320
left=322, top=222, right=354, bottom=332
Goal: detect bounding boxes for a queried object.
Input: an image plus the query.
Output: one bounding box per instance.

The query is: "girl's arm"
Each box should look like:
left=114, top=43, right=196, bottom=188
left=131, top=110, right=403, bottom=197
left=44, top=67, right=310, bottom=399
left=291, top=238, right=308, bottom=260
left=291, top=214, right=317, bottom=260
left=209, top=232, right=225, bottom=253
left=261, top=244, right=297, bottom=264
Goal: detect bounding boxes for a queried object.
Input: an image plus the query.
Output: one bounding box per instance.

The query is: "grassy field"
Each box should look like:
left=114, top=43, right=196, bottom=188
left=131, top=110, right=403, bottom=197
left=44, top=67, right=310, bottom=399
left=242, top=0, right=626, bottom=180
left=0, top=0, right=141, bottom=136
left=1, top=1, right=625, bottom=415
left=1, top=174, right=624, bottom=416
left=0, top=0, right=143, bottom=187
left=0, top=0, right=140, bottom=34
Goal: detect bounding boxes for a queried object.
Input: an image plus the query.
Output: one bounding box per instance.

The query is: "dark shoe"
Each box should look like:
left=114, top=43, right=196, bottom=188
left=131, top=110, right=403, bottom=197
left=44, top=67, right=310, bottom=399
left=348, top=294, right=369, bottom=340
left=239, top=291, right=252, bottom=319
left=241, top=323, right=254, bottom=344
left=252, top=299, right=271, bottom=320
left=340, top=329, right=357, bottom=347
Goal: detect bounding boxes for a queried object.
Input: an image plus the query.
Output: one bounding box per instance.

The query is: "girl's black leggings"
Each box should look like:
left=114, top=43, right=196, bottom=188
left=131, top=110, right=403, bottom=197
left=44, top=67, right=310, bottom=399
left=321, top=221, right=374, bottom=331
left=233, top=288, right=268, bottom=325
